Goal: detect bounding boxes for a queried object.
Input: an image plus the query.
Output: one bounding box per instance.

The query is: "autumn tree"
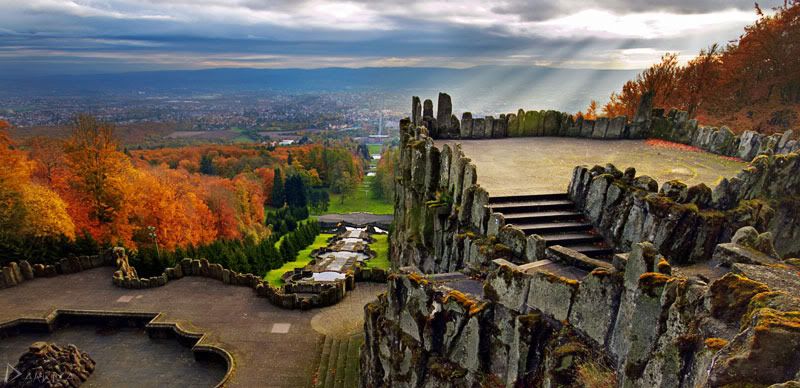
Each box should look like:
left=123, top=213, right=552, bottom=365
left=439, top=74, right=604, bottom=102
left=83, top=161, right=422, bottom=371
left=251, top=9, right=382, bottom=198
left=0, top=120, right=75, bottom=242
left=29, top=136, right=66, bottom=186
left=64, top=114, right=133, bottom=243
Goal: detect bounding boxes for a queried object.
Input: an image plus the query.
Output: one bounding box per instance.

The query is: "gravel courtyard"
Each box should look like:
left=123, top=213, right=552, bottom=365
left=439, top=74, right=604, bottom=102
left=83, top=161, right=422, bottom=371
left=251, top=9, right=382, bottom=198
left=437, top=138, right=746, bottom=196
left=0, top=268, right=385, bottom=387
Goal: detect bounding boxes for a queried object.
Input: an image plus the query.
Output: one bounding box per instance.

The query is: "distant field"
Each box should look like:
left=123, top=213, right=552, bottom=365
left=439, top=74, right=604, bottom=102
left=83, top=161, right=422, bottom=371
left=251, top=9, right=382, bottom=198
left=265, top=233, right=334, bottom=286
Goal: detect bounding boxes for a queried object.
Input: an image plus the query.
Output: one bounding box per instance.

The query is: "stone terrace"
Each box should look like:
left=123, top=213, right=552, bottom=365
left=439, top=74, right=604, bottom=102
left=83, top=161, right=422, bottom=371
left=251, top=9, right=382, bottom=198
left=0, top=267, right=385, bottom=387
left=437, top=137, right=745, bottom=196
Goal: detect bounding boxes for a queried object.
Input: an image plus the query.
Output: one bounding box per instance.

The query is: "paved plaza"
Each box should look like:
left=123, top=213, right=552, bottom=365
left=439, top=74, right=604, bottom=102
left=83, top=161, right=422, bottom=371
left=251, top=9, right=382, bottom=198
left=0, top=267, right=385, bottom=387
left=437, top=138, right=746, bottom=196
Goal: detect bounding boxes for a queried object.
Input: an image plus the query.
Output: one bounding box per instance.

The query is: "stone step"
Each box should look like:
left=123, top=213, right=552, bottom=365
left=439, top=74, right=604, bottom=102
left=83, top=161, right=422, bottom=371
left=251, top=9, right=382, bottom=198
left=488, top=193, right=569, bottom=204
left=315, top=336, right=333, bottom=388
left=491, top=200, right=576, bottom=214
left=333, top=336, right=349, bottom=388
left=501, top=210, right=584, bottom=223
left=323, top=339, right=341, bottom=388
left=343, top=334, right=363, bottom=388
left=516, top=221, right=594, bottom=235
left=567, top=244, right=615, bottom=259
left=540, top=233, right=605, bottom=246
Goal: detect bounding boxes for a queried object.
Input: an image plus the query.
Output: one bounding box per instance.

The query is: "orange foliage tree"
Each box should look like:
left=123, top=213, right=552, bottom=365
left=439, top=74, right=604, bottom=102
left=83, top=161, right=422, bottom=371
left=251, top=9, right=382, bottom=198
left=598, top=2, right=800, bottom=134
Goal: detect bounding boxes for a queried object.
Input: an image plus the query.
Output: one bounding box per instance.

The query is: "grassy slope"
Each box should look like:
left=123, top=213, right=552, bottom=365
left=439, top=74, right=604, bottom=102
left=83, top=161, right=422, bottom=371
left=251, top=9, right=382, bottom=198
left=366, top=143, right=383, bottom=155
left=264, top=233, right=334, bottom=286
left=365, top=234, right=390, bottom=270
left=323, top=174, right=393, bottom=215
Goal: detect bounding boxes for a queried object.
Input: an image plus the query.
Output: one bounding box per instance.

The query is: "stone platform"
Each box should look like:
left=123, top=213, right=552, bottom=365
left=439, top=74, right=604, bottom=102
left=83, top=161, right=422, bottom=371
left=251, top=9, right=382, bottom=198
left=436, top=137, right=745, bottom=196
left=0, top=267, right=385, bottom=387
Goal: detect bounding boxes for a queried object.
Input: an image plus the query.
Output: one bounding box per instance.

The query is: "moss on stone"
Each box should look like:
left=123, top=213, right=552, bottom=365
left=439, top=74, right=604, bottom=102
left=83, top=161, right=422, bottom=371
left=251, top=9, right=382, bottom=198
left=442, top=289, right=485, bottom=316
left=704, top=337, right=729, bottom=351
left=753, top=308, right=800, bottom=332
left=407, top=272, right=429, bottom=286
left=638, top=272, right=671, bottom=297
left=710, top=273, right=770, bottom=323
left=538, top=271, right=579, bottom=289
left=657, top=257, right=672, bottom=274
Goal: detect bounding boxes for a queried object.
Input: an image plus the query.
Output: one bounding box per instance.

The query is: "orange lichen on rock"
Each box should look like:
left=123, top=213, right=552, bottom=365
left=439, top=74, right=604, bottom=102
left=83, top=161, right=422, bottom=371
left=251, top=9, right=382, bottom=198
left=753, top=309, right=800, bottom=332
left=539, top=271, right=579, bottom=289
left=709, top=273, right=770, bottom=322
left=704, top=337, right=729, bottom=351
left=407, top=272, right=429, bottom=286
left=638, top=272, right=672, bottom=297
left=657, top=258, right=672, bottom=275
left=442, top=289, right=486, bottom=316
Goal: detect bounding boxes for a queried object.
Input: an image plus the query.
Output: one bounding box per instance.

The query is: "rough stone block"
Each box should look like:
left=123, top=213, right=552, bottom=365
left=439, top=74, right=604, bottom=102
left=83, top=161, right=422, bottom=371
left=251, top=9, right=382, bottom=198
left=569, top=268, right=623, bottom=346
left=592, top=117, right=609, bottom=138
left=525, top=235, right=546, bottom=262
left=525, top=270, right=578, bottom=321
left=546, top=245, right=614, bottom=271
left=715, top=243, right=779, bottom=267
left=486, top=263, right=531, bottom=312
left=19, top=261, right=34, bottom=280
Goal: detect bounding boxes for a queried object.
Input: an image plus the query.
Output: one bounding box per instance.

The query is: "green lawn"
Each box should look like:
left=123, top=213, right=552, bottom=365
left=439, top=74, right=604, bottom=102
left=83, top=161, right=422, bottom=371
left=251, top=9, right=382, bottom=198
left=365, top=234, right=390, bottom=270
left=264, top=233, right=334, bottom=286
left=322, top=175, right=394, bottom=215
left=367, top=143, right=383, bottom=155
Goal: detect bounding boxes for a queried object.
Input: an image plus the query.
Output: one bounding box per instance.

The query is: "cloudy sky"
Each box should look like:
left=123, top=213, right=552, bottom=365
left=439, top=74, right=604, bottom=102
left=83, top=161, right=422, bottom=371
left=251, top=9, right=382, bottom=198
left=0, top=0, right=781, bottom=75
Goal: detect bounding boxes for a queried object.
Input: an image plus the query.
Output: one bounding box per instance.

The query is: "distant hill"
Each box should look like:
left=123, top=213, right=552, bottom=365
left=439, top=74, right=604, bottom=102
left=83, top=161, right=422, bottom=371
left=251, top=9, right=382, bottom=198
left=1, top=66, right=638, bottom=114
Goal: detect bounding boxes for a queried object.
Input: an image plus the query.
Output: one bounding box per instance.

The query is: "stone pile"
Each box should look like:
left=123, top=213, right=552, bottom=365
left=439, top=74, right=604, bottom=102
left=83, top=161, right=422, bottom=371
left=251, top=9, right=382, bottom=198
left=5, top=342, right=95, bottom=388
left=1, top=253, right=111, bottom=290
left=416, top=93, right=800, bottom=162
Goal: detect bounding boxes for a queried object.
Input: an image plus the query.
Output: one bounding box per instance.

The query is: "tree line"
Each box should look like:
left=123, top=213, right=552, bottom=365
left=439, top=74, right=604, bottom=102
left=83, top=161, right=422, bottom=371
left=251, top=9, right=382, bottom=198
left=585, top=2, right=800, bottom=134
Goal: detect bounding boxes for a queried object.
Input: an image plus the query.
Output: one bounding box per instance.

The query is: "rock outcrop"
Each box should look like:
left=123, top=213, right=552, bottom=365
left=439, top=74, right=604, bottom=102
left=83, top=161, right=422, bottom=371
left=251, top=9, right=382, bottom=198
left=368, top=106, right=800, bottom=387
left=6, top=342, right=96, bottom=387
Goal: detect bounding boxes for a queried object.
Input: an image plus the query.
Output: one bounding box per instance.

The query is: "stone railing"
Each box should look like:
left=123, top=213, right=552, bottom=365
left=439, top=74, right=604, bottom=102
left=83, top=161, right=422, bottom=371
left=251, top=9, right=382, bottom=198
left=415, top=92, right=799, bottom=161
left=1, top=253, right=114, bottom=290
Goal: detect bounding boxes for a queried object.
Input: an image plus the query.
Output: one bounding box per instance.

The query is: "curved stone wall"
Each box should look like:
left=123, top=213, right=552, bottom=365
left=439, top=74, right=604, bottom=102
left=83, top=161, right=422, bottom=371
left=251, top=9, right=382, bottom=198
left=420, top=92, right=799, bottom=162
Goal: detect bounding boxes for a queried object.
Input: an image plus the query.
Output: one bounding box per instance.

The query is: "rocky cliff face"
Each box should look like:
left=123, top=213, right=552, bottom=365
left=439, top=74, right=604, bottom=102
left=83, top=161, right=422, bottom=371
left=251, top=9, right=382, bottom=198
left=362, top=243, right=800, bottom=387
left=368, top=99, right=800, bottom=387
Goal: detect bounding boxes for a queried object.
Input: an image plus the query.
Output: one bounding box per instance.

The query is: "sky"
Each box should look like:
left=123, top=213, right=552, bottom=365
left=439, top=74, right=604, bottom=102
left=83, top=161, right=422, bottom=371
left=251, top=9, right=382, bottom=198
left=0, top=0, right=784, bottom=76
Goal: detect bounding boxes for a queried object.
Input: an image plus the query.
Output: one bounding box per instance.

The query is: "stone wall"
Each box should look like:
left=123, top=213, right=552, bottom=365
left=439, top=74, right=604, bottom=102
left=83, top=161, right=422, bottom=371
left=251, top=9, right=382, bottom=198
left=372, top=102, right=800, bottom=387
left=109, top=248, right=388, bottom=310
left=0, top=253, right=113, bottom=290
left=568, top=149, right=800, bottom=260
left=391, top=120, right=540, bottom=274
left=567, top=163, right=773, bottom=263
left=420, top=92, right=800, bottom=162
left=361, top=243, right=800, bottom=387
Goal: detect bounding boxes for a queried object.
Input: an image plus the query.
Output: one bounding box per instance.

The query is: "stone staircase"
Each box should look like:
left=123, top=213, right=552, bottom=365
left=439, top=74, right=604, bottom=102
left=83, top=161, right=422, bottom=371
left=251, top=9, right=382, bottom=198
left=311, top=334, right=363, bottom=388
left=489, top=193, right=614, bottom=260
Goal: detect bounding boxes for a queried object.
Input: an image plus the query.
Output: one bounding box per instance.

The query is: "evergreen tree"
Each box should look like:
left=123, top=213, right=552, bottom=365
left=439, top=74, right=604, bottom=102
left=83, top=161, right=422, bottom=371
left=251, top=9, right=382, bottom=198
left=199, top=153, right=215, bottom=175
left=271, top=168, right=285, bottom=208
left=284, top=174, right=308, bottom=208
